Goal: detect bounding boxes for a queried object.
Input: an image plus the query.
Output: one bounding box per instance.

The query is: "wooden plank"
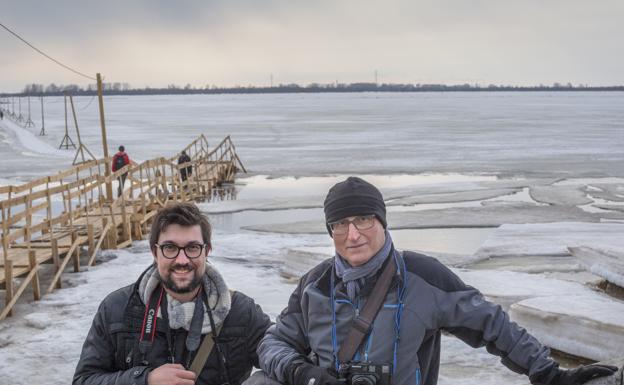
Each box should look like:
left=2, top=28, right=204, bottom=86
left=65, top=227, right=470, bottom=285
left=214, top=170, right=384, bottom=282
left=46, top=236, right=82, bottom=294
left=88, top=222, right=111, bottom=266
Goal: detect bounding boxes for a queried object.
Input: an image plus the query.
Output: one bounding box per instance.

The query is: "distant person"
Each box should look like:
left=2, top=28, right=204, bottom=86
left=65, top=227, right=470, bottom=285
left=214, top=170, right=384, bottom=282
left=258, top=176, right=618, bottom=385
left=73, top=202, right=272, bottom=385
left=178, top=150, right=193, bottom=182
left=112, top=145, right=130, bottom=197
left=0, top=109, right=4, bottom=120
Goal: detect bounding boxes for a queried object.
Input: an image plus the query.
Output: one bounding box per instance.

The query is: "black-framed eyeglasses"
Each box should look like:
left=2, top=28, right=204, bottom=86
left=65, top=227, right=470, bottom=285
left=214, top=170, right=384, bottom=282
left=328, top=215, right=376, bottom=236
left=155, top=243, right=208, bottom=259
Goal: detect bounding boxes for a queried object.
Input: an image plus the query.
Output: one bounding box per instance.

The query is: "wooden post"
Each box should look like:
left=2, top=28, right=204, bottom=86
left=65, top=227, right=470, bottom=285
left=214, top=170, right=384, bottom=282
left=72, top=231, right=80, bottom=272
left=108, top=205, right=119, bottom=248
left=4, top=260, right=13, bottom=317
left=131, top=215, right=143, bottom=240
left=101, top=217, right=110, bottom=249
left=121, top=198, right=130, bottom=242
left=39, top=95, right=45, bottom=136
left=51, top=238, right=61, bottom=289
left=29, top=250, right=41, bottom=301
left=87, top=223, right=95, bottom=258
left=97, top=73, right=113, bottom=202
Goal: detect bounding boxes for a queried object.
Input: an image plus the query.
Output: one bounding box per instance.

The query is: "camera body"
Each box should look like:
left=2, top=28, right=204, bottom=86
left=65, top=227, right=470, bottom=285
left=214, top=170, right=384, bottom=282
left=338, top=362, right=392, bottom=385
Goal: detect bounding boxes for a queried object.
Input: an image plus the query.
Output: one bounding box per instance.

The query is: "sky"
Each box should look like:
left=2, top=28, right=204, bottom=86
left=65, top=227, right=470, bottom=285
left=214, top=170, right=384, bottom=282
left=1, top=0, right=623, bottom=92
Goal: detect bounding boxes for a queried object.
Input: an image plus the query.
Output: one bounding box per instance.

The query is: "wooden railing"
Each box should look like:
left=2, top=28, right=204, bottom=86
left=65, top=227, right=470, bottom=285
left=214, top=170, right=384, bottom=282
left=0, top=135, right=244, bottom=320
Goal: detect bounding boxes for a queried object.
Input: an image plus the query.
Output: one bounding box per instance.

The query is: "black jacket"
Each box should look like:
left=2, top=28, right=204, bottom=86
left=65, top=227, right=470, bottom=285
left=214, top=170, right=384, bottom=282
left=73, top=276, right=272, bottom=385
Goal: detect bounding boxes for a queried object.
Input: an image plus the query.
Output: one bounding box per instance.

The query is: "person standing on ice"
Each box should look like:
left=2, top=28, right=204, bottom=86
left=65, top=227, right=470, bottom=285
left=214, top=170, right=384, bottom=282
left=112, top=145, right=130, bottom=197
left=74, top=202, right=272, bottom=385
left=257, top=176, right=617, bottom=385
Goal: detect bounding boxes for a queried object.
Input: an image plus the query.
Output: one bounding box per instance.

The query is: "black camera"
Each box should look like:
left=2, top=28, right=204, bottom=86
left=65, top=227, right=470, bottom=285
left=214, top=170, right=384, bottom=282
left=338, top=362, right=392, bottom=385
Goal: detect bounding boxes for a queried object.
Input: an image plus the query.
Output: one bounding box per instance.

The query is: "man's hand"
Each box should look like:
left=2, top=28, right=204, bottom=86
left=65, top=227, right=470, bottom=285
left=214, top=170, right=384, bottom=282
left=551, top=364, right=618, bottom=385
left=293, top=363, right=342, bottom=385
left=148, top=363, right=196, bottom=385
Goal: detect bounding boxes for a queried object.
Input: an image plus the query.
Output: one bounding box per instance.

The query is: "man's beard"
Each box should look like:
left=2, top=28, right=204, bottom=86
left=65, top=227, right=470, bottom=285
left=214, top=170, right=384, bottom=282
left=159, top=263, right=203, bottom=294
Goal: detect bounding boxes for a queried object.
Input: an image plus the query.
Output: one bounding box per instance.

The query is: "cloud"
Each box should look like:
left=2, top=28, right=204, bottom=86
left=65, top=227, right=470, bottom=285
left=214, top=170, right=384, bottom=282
left=1, top=0, right=623, bottom=91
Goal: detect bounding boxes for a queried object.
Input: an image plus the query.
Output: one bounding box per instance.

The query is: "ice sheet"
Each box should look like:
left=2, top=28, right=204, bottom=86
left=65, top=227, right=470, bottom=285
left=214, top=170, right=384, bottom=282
left=510, top=295, right=624, bottom=361
left=453, top=268, right=593, bottom=310
left=569, top=246, right=624, bottom=287
left=529, top=185, right=593, bottom=206
left=475, top=222, right=624, bottom=258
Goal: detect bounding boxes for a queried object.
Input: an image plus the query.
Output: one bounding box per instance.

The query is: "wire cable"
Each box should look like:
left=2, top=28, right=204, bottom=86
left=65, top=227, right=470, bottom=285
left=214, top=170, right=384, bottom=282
left=0, top=20, right=96, bottom=81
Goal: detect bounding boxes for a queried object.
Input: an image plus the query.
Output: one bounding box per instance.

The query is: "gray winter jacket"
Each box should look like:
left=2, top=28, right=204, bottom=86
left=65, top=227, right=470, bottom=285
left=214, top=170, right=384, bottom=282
left=258, top=250, right=559, bottom=385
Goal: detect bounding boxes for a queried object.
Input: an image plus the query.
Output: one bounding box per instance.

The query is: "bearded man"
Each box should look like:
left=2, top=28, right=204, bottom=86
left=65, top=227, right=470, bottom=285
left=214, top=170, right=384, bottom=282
left=74, top=202, right=271, bottom=385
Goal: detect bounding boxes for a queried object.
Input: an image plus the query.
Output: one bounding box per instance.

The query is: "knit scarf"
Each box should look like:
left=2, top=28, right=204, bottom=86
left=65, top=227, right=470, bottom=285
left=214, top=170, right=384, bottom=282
left=138, top=262, right=231, bottom=333
left=334, top=230, right=393, bottom=302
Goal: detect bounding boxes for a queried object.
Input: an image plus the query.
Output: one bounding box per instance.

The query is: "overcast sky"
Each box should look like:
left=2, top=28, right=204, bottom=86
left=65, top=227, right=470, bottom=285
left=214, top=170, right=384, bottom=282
left=1, top=0, right=623, bottom=92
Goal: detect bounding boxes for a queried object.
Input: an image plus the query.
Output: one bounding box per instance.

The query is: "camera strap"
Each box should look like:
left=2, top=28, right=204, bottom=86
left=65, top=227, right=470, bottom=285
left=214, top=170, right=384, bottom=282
left=338, top=254, right=397, bottom=363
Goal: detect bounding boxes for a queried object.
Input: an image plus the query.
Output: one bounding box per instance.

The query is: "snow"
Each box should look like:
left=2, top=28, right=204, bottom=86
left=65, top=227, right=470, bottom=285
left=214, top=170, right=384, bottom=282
left=0, top=118, right=72, bottom=157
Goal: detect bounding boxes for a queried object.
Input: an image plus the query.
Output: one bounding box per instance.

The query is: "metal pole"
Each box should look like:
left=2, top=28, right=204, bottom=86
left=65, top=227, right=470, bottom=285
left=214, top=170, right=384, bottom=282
left=39, top=96, right=45, bottom=135
left=97, top=73, right=113, bottom=202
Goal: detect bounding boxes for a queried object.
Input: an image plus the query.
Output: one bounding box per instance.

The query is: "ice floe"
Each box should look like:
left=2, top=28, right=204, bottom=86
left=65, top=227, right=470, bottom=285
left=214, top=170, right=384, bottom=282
left=569, top=246, right=624, bottom=287
left=509, top=295, right=624, bottom=361
left=475, top=222, right=624, bottom=258
left=529, top=185, right=593, bottom=206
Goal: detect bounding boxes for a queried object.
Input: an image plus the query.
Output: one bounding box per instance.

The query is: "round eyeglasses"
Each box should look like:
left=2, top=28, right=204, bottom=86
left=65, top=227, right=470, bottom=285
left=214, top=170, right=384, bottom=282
left=155, top=243, right=208, bottom=259
left=328, top=215, right=376, bottom=236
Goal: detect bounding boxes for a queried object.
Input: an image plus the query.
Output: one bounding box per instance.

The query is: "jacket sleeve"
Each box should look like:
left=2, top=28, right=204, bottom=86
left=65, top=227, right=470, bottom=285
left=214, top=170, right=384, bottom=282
left=73, top=301, right=152, bottom=385
left=244, top=295, right=273, bottom=368
left=432, top=266, right=559, bottom=384
left=111, top=154, right=118, bottom=172
left=258, top=278, right=311, bottom=384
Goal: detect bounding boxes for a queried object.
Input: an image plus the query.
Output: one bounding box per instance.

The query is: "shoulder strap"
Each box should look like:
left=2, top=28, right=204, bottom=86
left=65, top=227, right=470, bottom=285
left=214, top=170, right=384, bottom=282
left=189, top=323, right=223, bottom=376
left=337, top=254, right=397, bottom=363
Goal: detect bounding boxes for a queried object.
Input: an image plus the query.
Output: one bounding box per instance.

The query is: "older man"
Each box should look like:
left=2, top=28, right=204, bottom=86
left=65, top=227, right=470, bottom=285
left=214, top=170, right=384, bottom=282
left=258, top=176, right=616, bottom=385
left=74, top=202, right=272, bottom=385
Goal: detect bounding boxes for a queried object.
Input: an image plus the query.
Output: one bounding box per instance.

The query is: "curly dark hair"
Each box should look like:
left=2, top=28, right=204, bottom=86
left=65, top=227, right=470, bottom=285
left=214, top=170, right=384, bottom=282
left=149, top=202, right=212, bottom=252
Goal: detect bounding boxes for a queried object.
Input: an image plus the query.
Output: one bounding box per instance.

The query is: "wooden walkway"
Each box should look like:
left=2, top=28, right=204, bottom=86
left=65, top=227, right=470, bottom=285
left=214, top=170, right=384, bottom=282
left=0, top=134, right=245, bottom=320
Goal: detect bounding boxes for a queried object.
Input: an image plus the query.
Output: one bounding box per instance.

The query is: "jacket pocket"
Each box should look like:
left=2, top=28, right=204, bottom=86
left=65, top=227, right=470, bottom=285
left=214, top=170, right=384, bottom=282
left=111, top=326, right=139, bottom=369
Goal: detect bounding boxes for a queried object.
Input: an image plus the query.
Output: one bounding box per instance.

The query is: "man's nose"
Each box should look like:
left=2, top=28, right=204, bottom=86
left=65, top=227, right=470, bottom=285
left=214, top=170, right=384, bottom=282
left=175, top=249, right=192, bottom=263
left=346, top=222, right=361, bottom=239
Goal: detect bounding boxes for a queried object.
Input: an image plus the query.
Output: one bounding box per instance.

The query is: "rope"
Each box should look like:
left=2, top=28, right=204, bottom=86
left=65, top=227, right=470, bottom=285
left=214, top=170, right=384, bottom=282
left=0, top=20, right=96, bottom=81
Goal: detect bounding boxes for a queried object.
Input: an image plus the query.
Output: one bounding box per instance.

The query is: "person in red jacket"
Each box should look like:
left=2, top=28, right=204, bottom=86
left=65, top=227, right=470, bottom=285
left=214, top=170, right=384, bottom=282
left=112, top=145, right=130, bottom=197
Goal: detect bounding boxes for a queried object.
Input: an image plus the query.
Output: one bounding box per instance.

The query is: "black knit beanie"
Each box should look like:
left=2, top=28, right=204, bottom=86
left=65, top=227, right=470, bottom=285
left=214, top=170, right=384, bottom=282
left=323, top=176, right=387, bottom=236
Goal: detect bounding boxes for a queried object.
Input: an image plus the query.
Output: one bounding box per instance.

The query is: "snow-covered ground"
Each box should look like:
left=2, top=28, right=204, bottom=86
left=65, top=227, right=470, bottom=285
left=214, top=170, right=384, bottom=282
left=1, top=92, right=624, bottom=385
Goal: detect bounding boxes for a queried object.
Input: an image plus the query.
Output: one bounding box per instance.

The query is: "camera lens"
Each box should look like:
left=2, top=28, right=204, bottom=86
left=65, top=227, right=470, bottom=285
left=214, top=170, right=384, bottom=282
left=351, top=374, right=377, bottom=385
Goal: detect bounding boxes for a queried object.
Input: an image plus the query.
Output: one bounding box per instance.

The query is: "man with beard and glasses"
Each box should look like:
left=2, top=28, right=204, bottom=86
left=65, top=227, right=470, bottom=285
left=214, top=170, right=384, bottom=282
left=74, top=202, right=272, bottom=385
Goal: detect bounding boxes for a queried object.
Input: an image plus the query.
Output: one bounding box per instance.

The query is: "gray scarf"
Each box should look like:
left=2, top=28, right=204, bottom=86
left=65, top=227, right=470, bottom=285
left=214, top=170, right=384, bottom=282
left=334, top=230, right=394, bottom=301
left=138, top=262, right=232, bottom=334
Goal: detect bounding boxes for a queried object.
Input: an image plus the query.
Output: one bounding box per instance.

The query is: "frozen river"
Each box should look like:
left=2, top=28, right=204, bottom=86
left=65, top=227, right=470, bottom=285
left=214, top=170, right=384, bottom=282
left=0, top=92, right=623, bottom=385
left=1, top=91, right=623, bottom=181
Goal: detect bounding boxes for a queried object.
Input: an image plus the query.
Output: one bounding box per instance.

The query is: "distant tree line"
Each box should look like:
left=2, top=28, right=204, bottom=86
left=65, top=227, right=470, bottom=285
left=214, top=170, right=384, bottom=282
left=2, top=81, right=623, bottom=97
